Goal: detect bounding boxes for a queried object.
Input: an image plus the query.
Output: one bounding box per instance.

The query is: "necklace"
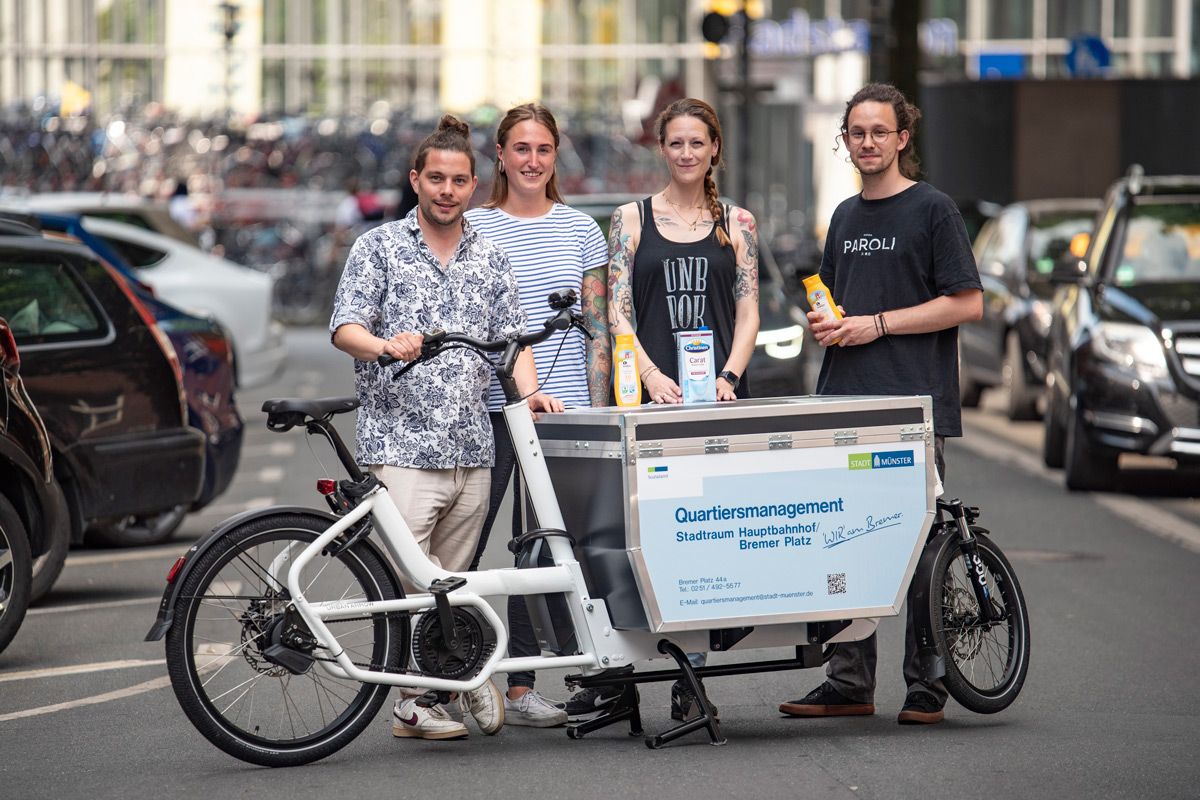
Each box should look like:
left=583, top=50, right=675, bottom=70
left=661, top=192, right=705, bottom=231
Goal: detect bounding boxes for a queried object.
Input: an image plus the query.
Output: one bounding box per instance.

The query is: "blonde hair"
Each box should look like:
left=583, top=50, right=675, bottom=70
left=654, top=98, right=729, bottom=247
left=484, top=103, right=566, bottom=209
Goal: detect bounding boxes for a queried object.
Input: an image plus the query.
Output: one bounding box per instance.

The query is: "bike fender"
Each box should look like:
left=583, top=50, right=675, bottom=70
left=144, top=505, right=344, bottom=641
left=910, top=529, right=956, bottom=683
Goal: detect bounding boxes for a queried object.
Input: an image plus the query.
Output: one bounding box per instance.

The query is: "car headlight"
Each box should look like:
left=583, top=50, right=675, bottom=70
left=1091, top=321, right=1168, bottom=378
left=756, top=324, right=804, bottom=359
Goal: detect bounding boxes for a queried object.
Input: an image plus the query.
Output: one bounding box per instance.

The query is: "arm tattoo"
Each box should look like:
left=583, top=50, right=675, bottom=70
left=736, top=226, right=760, bottom=302
left=607, top=208, right=637, bottom=333
left=581, top=266, right=612, bottom=406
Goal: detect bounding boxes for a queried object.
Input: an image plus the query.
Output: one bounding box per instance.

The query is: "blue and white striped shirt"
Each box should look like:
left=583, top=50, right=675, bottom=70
left=465, top=203, right=608, bottom=409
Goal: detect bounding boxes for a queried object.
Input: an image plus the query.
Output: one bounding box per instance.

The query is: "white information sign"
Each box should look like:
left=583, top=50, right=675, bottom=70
left=634, top=443, right=930, bottom=628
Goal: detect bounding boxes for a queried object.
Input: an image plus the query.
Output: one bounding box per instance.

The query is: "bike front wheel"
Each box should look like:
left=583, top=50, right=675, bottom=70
left=164, top=513, right=408, bottom=766
left=929, top=532, right=1030, bottom=714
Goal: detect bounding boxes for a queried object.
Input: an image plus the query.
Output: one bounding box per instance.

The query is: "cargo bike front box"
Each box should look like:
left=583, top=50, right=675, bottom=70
left=530, top=394, right=939, bottom=662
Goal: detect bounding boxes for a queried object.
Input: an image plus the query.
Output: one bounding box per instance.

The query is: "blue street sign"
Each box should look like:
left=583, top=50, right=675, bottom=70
left=1066, top=34, right=1111, bottom=76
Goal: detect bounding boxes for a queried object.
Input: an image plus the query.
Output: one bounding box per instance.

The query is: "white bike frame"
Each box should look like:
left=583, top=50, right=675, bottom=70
left=281, top=398, right=881, bottom=694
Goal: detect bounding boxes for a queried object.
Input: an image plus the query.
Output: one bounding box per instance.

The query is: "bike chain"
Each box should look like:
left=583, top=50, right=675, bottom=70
left=311, top=610, right=416, bottom=675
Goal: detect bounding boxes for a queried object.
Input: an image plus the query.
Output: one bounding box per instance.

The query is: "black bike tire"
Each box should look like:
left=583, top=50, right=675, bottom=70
left=164, top=513, right=407, bottom=767
left=929, top=532, right=1030, bottom=714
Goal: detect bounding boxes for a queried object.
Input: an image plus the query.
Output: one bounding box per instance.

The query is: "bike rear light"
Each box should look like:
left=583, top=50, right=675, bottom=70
left=167, top=556, right=186, bottom=583
left=317, top=479, right=337, bottom=495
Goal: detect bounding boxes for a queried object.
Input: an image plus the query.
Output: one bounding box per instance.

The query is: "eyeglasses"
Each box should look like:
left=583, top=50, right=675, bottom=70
left=845, top=129, right=900, bottom=144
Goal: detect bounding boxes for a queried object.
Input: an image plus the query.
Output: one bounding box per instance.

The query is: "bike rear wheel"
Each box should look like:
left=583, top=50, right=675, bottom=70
left=165, top=513, right=407, bottom=766
left=929, top=532, right=1030, bottom=714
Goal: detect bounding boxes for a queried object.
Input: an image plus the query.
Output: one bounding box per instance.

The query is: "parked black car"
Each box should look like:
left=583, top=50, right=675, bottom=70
left=1042, top=167, right=1200, bottom=491
left=0, top=235, right=207, bottom=551
left=959, top=198, right=1103, bottom=419
left=1, top=316, right=64, bottom=652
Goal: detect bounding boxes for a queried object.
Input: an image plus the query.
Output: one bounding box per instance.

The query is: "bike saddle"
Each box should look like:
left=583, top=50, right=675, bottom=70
left=262, top=396, right=360, bottom=431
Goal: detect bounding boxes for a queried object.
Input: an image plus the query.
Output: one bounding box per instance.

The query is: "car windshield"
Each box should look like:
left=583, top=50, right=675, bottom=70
left=1114, top=198, right=1200, bottom=285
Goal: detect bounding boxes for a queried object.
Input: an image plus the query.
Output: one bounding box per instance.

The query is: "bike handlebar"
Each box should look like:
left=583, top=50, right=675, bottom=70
left=376, top=290, right=586, bottom=373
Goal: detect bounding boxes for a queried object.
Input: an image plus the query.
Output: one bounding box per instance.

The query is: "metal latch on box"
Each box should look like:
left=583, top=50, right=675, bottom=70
left=833, top=430, right=858, bottom=446
left=899, top=425, right=927, bottom=442
left=704, top=437, right=729, bottom=454
left=636, top=441, right=662, bottom=461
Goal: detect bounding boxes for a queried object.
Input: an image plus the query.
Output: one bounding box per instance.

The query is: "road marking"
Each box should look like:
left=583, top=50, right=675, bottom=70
left=0, top=675, right=171, bottom=722
left=960, top=424, right=1200, bottom=554
left=65, top=546, right=185, bottom=566
left=258, top=466, right=285, bottom=483
left=242, top=441, right=296, bottom=457
left=0, top=659, right=165, bottom=683
left=29, top=596, right=160, bottom=615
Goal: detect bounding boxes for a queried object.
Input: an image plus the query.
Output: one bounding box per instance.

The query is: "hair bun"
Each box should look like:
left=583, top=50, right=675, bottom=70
left=437, top=114, right=471, bottom=137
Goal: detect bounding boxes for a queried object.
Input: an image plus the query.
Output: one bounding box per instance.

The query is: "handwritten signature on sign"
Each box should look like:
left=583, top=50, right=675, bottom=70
left=821, top=511, right=903, bottom=549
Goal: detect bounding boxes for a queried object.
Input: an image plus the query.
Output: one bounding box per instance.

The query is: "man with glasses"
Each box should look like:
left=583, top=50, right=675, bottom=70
left=779, top=83, right=982, bottom=725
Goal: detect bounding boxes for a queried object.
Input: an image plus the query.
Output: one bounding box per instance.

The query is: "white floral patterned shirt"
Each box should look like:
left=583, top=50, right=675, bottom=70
left=330, top=210, right=526, bottom=468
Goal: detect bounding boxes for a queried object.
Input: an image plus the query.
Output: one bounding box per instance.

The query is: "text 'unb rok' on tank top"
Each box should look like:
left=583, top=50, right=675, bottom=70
left=631, top=197, right=748, bottom=398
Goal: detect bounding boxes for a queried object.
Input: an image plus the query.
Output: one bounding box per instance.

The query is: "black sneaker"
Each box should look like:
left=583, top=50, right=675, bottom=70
left=897, top=691, right=944, bottom=725
left=670, top=679, right=719, bottom=721
left=564, top=685, right=623, bottom=721
left=779, top=682, right=875, bottom=717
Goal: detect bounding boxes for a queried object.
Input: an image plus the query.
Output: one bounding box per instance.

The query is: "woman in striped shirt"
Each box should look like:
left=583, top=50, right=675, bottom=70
left=464, top=103, right=609, bottom=727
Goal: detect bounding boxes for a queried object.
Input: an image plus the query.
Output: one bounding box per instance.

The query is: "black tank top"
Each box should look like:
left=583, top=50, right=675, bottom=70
left=632, top=197, right=749, bottom=398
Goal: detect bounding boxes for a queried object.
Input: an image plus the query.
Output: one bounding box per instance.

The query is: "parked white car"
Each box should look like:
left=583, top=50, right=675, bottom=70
left=79, top=216, right=286, bottom=387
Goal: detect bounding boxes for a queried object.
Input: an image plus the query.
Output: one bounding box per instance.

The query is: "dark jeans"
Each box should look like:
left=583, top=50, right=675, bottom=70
left=824, top=435, right=949, bottom=706
left=470, top=411, right=539, bottom=690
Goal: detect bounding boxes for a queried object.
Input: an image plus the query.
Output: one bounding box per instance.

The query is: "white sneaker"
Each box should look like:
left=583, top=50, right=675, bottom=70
left=459, top=677, right=504, bottom=734
left=504, top=690, right=568, bottom=727
left=392, top=697, right=468, bottom=740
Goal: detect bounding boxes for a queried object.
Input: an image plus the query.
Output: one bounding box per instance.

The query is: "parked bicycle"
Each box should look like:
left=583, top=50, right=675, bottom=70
left=147, top=291, right=1029, bottom=765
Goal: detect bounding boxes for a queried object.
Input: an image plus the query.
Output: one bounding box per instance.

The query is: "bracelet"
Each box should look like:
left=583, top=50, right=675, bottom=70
left=640, top=365, right=660, bottom=380
left=877, top=311, right=889, bottom=336
left=873, top=315, right=881, bottom=338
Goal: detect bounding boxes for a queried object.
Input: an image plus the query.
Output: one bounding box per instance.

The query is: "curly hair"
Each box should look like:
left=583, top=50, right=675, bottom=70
left=484, top=103, right=565, bottom=209
left=413, top=114, right=475, bottom=175
left=840, top=83, right=922, bottom=180
left=654, top=98, right=730, bottom=247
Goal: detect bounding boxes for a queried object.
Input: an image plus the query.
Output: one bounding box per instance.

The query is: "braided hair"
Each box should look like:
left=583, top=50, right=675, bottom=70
left=413, top=114, right=475, bottom=175
left=653, top=98, right=730, bottom=248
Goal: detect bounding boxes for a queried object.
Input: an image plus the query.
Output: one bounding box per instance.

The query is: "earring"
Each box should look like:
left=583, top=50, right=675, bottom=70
left=498, top=159, right=504, bottom=173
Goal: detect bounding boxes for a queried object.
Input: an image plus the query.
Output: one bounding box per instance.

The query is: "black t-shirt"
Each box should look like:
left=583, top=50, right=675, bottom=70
left=816, top=182, right=980, bottom=436
left=631, top=198, right=750, bottom=398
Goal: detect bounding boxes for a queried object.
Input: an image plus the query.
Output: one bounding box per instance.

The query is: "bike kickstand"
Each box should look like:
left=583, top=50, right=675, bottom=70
left=646, top=641, right=726, bottom=749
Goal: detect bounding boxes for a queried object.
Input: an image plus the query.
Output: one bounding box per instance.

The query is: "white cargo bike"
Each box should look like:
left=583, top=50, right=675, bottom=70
left=147, top=292, right=1030, bottom=766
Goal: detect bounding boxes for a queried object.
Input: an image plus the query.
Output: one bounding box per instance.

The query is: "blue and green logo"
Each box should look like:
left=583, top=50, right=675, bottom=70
left=849, top=450, right=914, bottom=470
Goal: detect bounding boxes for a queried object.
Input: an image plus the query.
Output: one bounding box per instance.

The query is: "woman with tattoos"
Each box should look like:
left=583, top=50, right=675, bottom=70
left=604, top=97, right=760, bottom=720
left=607, top=97, right=760, bottom=405
left=463, top=103, right=609, bottom=727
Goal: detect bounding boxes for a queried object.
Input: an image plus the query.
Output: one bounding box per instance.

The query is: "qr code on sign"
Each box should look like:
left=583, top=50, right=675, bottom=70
left=827, top=573, right=847, bottom=595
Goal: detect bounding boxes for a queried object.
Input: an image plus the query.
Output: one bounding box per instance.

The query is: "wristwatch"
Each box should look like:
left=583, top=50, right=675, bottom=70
left=717, top=370, right=740, bottom=390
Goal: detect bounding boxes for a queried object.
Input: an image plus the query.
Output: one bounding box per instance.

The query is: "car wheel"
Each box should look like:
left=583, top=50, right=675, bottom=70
left=0, top=493, right=33, bottom=654
left=1002, top=330, right=1038, bottom=421
left=88, top=504, right=188, bottom=547
left=1063, top=407, right=1119, bottom=491
left=1042, top=384, right=1067, bottom=468
left=30, top=482, right=70, bottom=604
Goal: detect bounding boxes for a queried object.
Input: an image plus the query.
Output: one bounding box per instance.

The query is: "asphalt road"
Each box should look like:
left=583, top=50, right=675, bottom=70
left=1, top=327, right=1198, bottom=800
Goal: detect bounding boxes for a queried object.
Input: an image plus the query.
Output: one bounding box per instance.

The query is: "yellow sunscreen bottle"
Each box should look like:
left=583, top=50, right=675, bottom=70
left=803, top=274, right=843, bottom=345
left=613, top=334, right=642, bottom=407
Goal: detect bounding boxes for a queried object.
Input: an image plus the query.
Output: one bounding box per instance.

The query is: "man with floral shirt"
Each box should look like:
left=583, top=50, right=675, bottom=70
left=331, top=115, right=562, bottom=741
